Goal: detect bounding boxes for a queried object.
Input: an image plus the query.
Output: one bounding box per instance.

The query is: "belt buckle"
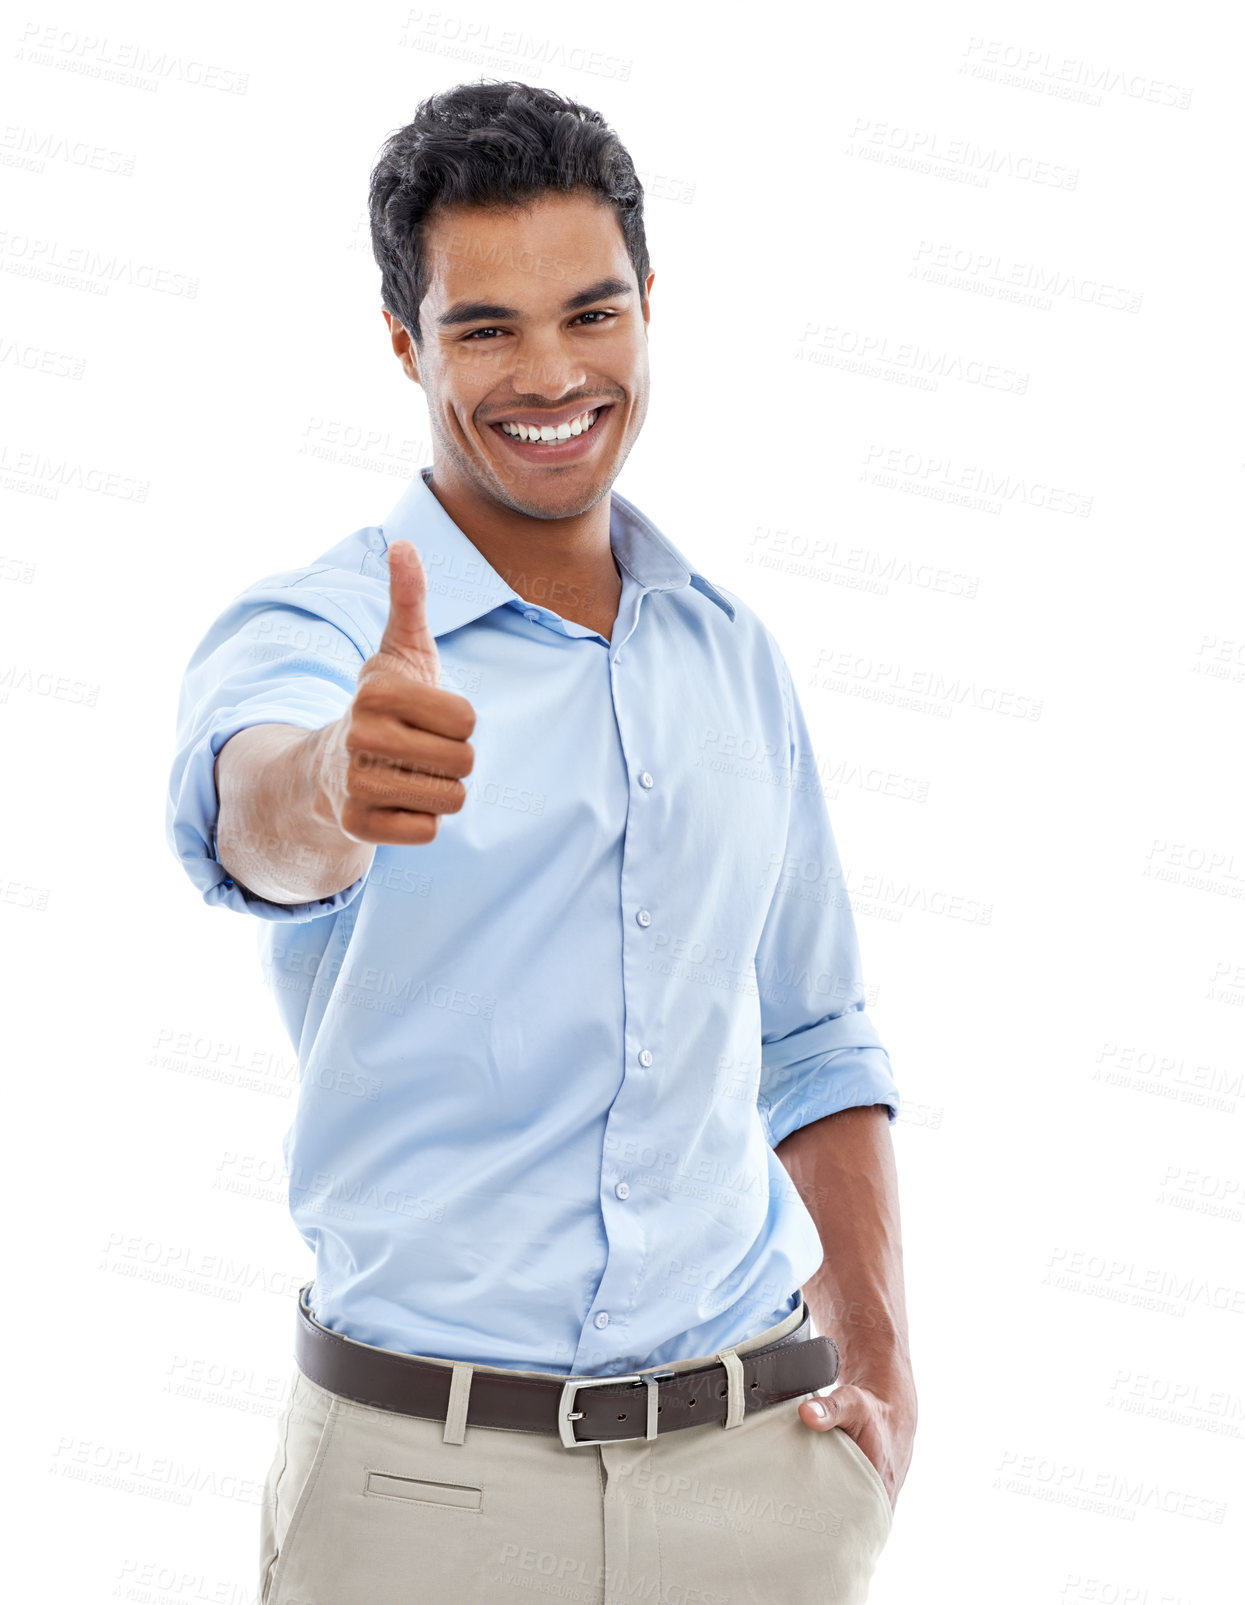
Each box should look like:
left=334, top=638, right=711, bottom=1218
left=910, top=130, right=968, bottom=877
left=558, top=1370, right=674, bottom=1448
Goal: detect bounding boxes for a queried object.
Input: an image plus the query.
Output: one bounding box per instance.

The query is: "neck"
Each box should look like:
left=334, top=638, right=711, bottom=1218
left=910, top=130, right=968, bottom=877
left=425, top=460, right=621, bottom=619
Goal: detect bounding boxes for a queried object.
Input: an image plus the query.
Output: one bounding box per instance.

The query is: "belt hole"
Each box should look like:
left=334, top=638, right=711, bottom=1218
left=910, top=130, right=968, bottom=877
left=750, top=1382, right=758, bottom=1390
left=719, top=1386, right=727, bottom=1396
left=617, top=1412, right=627, bottom=1420
left=689, top=1398, right=695, bottom=1406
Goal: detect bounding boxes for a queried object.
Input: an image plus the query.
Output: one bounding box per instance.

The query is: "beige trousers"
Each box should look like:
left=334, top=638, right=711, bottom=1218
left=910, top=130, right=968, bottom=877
left=258, top=1298, right=893, bottom=1604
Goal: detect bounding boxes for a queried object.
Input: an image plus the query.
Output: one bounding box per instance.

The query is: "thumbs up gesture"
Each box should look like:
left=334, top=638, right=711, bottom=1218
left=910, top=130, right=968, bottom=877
left=320, top=541, right=477, bottom=846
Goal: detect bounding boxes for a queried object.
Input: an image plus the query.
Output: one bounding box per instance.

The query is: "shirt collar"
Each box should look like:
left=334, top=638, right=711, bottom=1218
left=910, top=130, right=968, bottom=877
left=378, top=466, right=736, bottom=640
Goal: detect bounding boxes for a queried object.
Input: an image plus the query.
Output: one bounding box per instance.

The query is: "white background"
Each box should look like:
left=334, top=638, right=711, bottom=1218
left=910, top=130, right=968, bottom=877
left=2, top=2, right=1241, bottom=1600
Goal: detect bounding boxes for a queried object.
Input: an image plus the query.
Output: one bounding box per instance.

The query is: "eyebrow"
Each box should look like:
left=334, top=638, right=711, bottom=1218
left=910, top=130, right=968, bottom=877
left=437, top=276, right=634, bottom=329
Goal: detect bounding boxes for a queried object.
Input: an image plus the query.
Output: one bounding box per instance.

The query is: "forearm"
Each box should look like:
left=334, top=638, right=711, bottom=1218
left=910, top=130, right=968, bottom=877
left=213, top=721, right=374, bottom=904
left=774, top=1103, right=912, bottom=1389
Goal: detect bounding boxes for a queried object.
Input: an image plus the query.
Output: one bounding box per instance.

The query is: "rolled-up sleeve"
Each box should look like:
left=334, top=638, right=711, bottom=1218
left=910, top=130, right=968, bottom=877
left=754, top=650, right=900, bottom=1146
left=166, top=584, right=371, bottom=922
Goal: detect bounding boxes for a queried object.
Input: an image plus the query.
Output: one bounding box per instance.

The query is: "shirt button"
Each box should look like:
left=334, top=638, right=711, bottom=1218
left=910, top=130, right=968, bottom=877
left=594, top=1311, right=610, bottom=1329
left=635, top=909, right=651, bottom=927
left=524, top=609, right=539, bottom=622
left=615, top=1181, right=630, bottom=1199
left=638, top=1049, right=653, bottom=1068
left=639, top=771, right=654, bottom=789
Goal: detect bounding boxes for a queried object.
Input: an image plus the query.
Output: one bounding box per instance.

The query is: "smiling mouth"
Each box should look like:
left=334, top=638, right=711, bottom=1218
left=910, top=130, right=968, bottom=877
left=490, top=406, right=609, bottom=447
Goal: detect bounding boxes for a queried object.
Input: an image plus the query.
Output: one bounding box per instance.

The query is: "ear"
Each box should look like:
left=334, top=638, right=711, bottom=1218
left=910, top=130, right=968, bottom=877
left=642, top=270, right=655, bottom=331
left=383, top=310, right=421, bottom=385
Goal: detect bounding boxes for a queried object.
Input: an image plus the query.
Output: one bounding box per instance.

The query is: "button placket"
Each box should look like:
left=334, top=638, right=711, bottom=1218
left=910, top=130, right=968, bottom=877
left=573, top=594, right=657, bottom=1374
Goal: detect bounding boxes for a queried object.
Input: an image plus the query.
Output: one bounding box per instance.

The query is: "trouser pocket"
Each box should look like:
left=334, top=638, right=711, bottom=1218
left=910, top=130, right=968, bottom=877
left=259, top=1372, right=338, bottom=1605
left=831, top=1424, right=894, bottom=1539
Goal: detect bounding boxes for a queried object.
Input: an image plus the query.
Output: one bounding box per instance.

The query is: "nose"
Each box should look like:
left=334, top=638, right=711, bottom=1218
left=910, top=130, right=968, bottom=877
left=505, top=328, right=590, bottom=404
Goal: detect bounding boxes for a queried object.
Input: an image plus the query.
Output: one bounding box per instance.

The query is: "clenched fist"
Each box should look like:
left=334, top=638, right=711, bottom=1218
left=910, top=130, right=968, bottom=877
left=318, top=540, right=477, bottom=846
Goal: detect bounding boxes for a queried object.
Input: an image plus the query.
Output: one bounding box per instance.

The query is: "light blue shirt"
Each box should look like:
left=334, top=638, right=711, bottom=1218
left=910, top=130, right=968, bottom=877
left=166, top=467, right=900, bottom=1376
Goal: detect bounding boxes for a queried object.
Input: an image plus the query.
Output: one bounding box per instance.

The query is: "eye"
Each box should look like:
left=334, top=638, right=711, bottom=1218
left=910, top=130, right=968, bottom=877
left=461, top=310, right=618, bottom=341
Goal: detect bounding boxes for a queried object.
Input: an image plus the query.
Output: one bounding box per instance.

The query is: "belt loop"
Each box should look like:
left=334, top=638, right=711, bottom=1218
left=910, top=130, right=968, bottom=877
left=442, top=1362, right=473, bottom=1445
left=715, top=1349, right=746, bottom=1430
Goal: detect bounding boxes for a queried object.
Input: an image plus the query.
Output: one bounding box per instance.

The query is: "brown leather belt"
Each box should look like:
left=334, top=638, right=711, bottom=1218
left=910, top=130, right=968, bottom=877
left=295, top=1283, right=840, bottom=1448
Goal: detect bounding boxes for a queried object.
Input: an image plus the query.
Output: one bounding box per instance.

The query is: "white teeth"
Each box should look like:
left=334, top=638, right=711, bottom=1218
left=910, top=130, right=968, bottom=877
left=500, top=408, right=600, bottom=443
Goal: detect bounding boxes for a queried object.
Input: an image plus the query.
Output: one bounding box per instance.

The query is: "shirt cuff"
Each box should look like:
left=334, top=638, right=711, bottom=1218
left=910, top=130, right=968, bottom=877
left=758, top=1044, right=901, bottom=1148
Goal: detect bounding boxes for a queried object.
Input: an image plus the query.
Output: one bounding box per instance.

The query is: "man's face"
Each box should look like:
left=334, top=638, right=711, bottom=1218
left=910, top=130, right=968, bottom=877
left=387, top=191, right=653, bottom=521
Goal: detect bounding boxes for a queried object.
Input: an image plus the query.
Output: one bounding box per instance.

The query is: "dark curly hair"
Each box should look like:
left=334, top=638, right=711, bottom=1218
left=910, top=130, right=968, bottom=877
left=368, top=79, right=650, bottom=350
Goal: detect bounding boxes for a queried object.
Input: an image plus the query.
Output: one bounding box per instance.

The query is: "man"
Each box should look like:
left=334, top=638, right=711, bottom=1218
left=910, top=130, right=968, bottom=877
left=166, top=80, right=916, bottom=1604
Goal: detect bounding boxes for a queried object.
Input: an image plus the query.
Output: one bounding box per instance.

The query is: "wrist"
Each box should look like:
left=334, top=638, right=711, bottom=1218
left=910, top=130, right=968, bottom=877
left=296, top=721, right=373, bottom=890
left=303, top=720, right=351, bottom=839
left=805, top=1294, right=912, bottom=1393
left=837, top=1345, right=916, bottom=1406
